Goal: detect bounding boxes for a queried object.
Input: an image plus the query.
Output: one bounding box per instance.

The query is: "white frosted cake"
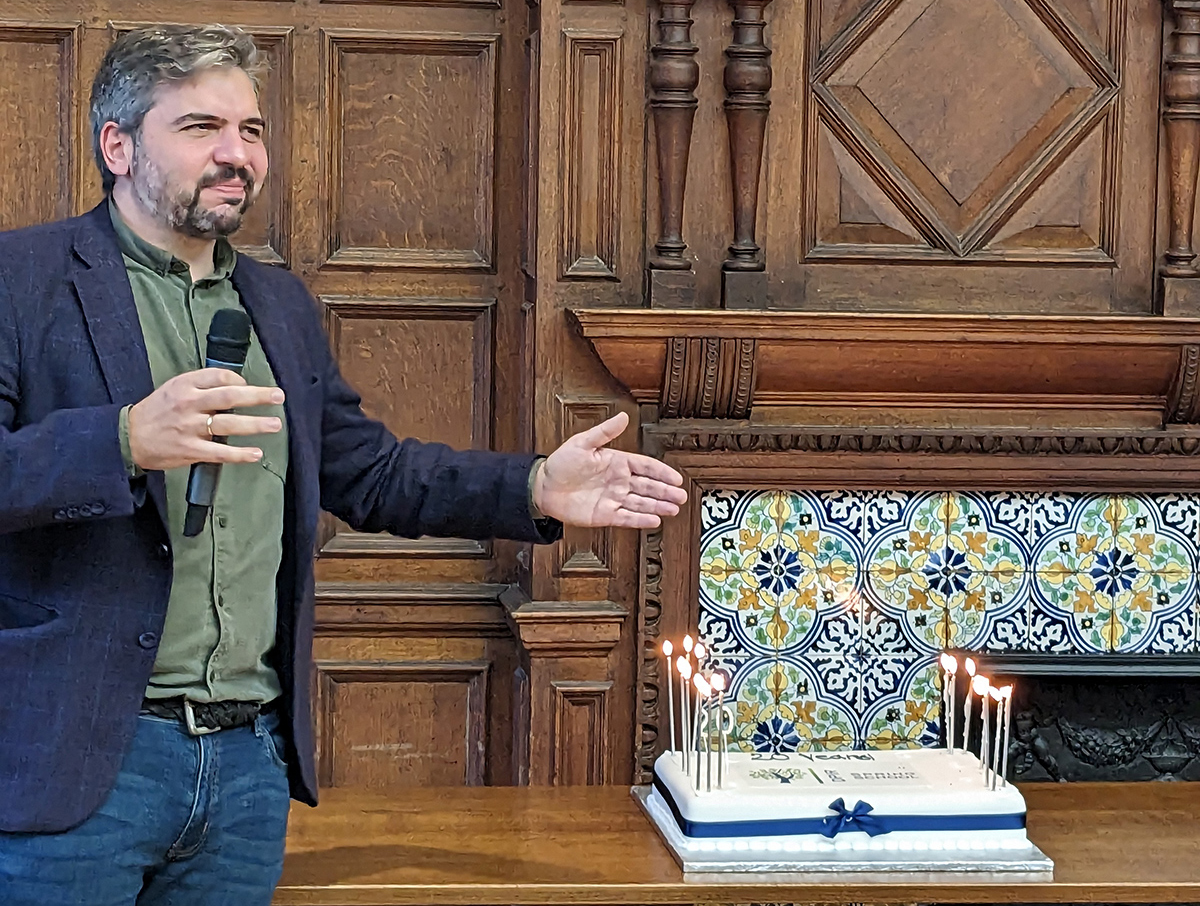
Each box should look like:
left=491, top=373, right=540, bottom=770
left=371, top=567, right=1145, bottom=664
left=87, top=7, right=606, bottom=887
left=640, top=748, right=1046, bottom=870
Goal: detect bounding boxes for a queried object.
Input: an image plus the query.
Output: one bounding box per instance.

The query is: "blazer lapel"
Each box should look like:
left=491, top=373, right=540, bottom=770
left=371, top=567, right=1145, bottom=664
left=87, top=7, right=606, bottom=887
left=71, top=204, right=168, bottom=525
left=231, top=262, right=309, bottom=461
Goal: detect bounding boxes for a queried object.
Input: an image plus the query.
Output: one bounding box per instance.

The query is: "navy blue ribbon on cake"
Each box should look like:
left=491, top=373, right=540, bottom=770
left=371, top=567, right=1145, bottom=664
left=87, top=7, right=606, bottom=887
left=821, top=798, right=883, bottom=837
left=652, top=775, right=1026, bottom=839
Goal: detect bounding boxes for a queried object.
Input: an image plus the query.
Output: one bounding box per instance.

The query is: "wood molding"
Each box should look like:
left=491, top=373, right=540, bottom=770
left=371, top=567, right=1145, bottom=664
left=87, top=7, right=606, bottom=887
left=635, top=527, right=665, bottom=786
left=571, top=309, right=1200, bottom=424
left=660, top=337, right=756, bottom=418
left=313, top=582, right=511, bottom=636
left=645, top=423, right=1200, bottom=457
left=503, top=592, right=627, bottom=655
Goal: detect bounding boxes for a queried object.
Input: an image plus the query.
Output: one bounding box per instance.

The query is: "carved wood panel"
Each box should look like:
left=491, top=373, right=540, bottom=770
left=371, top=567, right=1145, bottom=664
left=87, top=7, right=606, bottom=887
left=809, top=0, right=1118, bottom=261
left=0, top=23, right=78, bottom=232
left=322, top=30, right=498, bottom=270
left=315, top=659, right=489, bottom=788
left=318, top=295, right=495, bottom=559
left=560, top=31, right=623, bottom=280
left=551, top=680, right=613, bottom=785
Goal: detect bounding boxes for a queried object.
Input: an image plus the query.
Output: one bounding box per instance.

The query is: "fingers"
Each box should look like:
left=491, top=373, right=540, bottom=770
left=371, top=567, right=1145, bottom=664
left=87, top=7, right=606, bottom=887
left=621, top=493, right=682, bottom=518
left=607, top=510, right=664, bottom=530
left=575, top=411, right=630, bottom=450
left=189, top=367, right=249, bottom=390
left=206, top=413, right=283, bottom=438
left=195, top=440, right=266, bottom=464
left=628, top=474, right=690, bottom=506
left=199, top=384, right=286, bottom=412
left=628, top=453, right=685, bottom=487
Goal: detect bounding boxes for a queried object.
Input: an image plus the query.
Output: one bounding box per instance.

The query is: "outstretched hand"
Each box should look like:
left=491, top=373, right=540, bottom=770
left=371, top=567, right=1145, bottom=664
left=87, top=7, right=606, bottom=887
left=531, top=411, right=688, bottom=529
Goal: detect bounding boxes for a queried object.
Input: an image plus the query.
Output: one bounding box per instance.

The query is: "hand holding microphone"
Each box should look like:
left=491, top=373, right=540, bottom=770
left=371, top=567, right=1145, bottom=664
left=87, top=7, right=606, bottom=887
left=126, top=308, right=285, bottom=532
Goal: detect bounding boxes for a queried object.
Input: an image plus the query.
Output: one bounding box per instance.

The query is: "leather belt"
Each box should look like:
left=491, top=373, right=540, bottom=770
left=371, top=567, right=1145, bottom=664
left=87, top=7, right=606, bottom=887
left=141, top=696, right=273, bottom=736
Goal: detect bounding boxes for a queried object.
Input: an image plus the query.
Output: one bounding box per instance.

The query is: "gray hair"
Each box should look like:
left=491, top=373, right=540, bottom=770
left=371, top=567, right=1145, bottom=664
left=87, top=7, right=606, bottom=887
left=90, top=24, right=266, bottom=193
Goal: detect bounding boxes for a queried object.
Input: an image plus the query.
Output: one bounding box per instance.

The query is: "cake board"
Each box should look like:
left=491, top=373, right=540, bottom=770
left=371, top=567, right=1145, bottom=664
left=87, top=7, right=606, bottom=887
left=631, top=785, right=1055, bottom=878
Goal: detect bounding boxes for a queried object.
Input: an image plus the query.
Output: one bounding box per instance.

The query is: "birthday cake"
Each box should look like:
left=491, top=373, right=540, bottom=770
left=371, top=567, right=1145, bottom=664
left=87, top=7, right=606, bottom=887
left=638, top=747, right=1050, bottom=871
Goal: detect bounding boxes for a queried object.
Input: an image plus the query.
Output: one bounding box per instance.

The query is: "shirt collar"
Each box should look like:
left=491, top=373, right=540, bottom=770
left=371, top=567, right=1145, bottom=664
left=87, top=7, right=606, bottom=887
left=107, top=197, right=237, bottom=284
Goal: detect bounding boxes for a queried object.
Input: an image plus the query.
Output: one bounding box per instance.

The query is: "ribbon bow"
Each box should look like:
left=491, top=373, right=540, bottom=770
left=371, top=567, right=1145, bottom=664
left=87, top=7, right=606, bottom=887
left=820, top=798, right=885, bottom=838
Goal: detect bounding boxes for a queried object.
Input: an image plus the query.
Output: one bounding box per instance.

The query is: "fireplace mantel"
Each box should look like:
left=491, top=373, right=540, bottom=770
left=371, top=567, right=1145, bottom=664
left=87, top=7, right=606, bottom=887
left=570, top=309, right=1200, bottom=427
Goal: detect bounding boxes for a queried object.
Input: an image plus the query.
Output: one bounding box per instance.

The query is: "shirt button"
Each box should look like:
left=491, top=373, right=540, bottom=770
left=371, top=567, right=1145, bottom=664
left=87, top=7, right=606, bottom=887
left=137, top=632, right=158, bottom=649
left=217, top=515, right=228, bottom=528
left=157, top=543, right=170, bottom=559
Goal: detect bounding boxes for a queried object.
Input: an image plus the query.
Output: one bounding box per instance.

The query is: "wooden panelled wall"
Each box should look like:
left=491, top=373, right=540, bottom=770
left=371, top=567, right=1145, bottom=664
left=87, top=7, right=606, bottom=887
left=8, top=0, right=1200, bottom=793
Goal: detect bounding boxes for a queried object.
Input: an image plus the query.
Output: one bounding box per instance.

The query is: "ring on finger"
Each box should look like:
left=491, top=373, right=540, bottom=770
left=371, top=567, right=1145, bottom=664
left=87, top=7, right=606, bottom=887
left=205, top=414, right=215, bottom=439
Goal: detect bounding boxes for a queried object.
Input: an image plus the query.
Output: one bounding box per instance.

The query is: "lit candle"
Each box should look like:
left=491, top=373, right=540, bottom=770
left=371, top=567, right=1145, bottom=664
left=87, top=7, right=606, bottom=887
left=711, top=671, right=727, bottom=789
left=989, top=686, right=1004, bottom=791
left=695, top=674, right=712, bottom=792
left=692, top=673, right=708, bottom=791
left=962, top=657, right=977, bottom=752
left=939, top=653, right=958, bottom=753
left=972, top=674, right=990, bottom=779
left=999, top=684, right=1014, bottom=787
left=662, top=640, right=676, bottom=754
left=677, top=656, right=692, bottom=775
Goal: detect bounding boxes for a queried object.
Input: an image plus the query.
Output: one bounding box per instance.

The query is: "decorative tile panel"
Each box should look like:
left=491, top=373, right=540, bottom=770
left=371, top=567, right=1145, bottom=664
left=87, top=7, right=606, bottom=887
left=697, top=490, right=1200, bottom=753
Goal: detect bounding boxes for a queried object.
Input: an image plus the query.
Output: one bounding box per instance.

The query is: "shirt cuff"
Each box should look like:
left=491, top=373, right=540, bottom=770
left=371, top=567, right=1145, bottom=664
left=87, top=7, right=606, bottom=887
left=118, top=405, right=145, bottom=479
left=527, top=457, right=546, bottom=520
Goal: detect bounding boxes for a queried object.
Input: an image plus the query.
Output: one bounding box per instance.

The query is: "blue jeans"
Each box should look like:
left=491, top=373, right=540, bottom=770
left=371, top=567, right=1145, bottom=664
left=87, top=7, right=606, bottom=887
left=0, top=709, right=292, bottom=905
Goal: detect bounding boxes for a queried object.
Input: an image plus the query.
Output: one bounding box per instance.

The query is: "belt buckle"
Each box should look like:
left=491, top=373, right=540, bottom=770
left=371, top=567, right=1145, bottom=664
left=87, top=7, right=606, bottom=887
left=183, top=700, right=220, bottom=736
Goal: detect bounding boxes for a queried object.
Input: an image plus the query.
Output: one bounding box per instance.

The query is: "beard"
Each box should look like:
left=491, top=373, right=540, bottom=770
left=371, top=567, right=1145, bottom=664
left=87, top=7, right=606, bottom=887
left=130, top=145, right=258, bottom=240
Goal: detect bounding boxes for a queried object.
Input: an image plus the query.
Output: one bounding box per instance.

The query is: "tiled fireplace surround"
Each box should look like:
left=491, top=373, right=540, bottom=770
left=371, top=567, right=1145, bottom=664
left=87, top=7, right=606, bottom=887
left=695, top=490, right=1200, bottom=756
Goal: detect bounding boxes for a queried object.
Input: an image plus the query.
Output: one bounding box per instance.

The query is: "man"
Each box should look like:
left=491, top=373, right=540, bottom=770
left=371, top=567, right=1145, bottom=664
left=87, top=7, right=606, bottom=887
left=0, top=24, right=687, bottom=905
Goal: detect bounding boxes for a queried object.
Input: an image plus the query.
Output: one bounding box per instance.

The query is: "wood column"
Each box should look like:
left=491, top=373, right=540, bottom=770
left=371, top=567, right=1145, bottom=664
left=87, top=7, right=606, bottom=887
left=722, top=0, right=773, bottom=309
left=1162, top=1, right=1200, bottom=312
left=505, top=591, right=628, bottom=786
left=648, top=0, right=700, bottom=307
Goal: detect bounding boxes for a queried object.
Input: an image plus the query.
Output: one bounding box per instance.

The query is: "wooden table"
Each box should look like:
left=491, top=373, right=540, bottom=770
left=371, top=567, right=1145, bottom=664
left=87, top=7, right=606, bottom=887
left=275, top=783, right=1200, bottom=905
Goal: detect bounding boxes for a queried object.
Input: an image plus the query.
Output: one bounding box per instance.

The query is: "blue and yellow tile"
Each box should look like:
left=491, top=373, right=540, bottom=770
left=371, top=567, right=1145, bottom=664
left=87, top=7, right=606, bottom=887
left=727, top=657, right=855, bottom=753
left=860, top=656, right=941, bottom=750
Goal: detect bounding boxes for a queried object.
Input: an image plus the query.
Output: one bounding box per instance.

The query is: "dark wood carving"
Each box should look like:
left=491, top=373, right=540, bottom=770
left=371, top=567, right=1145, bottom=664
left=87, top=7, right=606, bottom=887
left=646, top=425, right=1200, bottom=457
left=723, top=0, right=772, bottom=273
left=648, top=0, right=700, bottom=306
left=659, top=337, right=757, bottom=418
left=572, top=308, right=1200, bottom=427
left=1163, top=1, right=1200, bottom=278
left=1169, top=344, right=1200, bottom=423
left=635, top=528, right=664, bottom=786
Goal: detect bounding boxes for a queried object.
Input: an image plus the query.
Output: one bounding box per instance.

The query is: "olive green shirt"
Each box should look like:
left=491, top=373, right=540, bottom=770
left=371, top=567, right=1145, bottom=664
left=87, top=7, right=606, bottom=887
left=110, top=201, right=289, bottom=704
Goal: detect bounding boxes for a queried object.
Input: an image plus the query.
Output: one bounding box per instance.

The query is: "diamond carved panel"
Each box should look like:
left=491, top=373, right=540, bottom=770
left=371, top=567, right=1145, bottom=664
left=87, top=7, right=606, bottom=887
left=810, top=0, right=1118, bottom=259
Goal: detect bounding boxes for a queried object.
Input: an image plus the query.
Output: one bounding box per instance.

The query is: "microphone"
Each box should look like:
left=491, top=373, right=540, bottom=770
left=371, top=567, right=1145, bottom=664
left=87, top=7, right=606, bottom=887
left=183, top=308, right=253, bottom=538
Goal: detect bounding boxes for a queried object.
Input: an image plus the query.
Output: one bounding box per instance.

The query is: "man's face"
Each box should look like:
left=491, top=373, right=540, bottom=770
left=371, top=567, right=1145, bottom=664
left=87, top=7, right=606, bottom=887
left=128, top=66, right=267, bottom=239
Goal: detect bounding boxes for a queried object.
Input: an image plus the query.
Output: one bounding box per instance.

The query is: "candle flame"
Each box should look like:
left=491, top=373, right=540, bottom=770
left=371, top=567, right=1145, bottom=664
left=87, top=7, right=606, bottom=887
left=683, top=635, right=694, bottom=652
left=1000, top=684, right=1014, bottom=698
left=965, top=657, right=977, bottom=676
left=694, top=674, right=711, bottom=697
left=677, top=657, right=692, bottom=679
left=971, top=675, right=989, bottom=695
left=694, top=642, right=706, bottom=661
left=939, top=652, right=958, bottom=673
left=711, top=671, right=727, bottom=692
left=662, top=639, right=673, bottom=657
left=989, top=686, right=1003, bottom=701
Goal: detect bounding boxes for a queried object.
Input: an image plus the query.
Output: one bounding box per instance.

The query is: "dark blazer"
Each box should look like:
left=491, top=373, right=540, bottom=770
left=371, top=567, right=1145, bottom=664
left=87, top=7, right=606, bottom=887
left=0, top=203, right=559, bottom=833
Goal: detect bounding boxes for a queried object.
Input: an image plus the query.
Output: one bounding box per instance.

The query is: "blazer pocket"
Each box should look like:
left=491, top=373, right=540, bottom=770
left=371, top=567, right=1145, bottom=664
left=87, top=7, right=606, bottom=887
left=0, top=592, right=58, bottom=631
